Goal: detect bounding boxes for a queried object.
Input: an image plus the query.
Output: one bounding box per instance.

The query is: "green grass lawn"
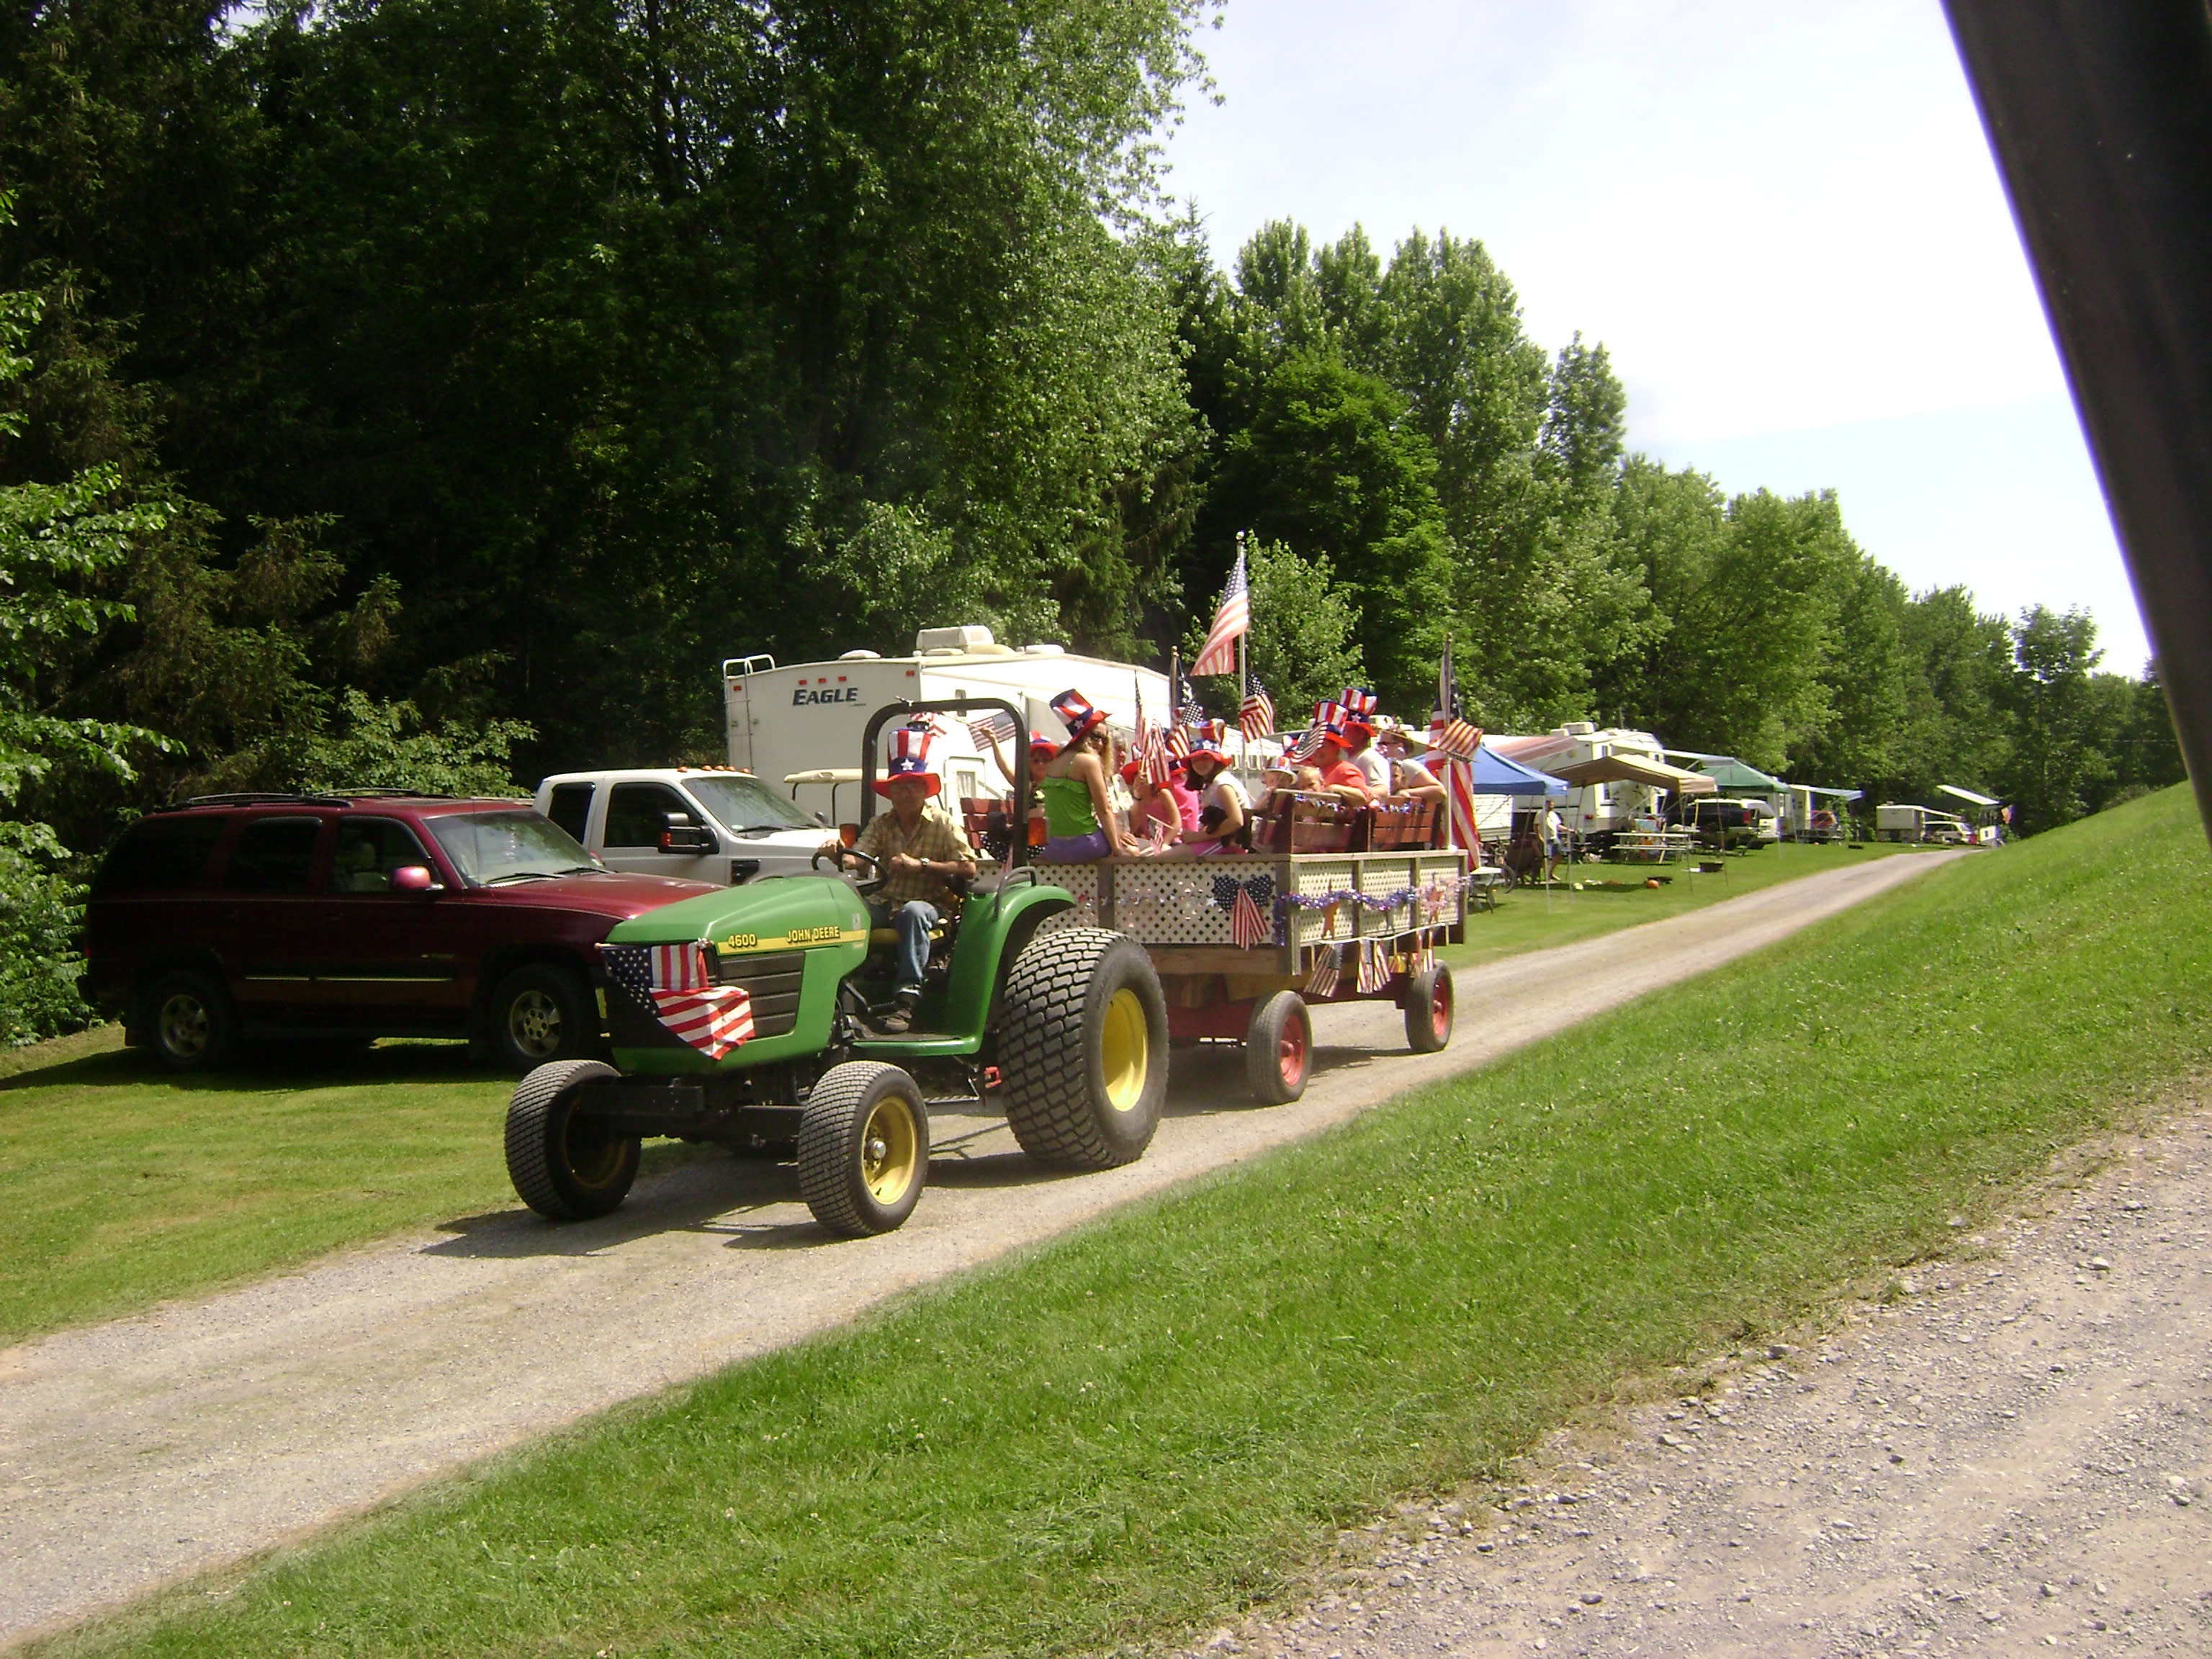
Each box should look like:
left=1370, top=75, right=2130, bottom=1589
left=41, top=787, right=2212, bottom=1659
left=0, top=831, right=1897, bottom=1348
left=1448, top=837, right=1918, bottom=968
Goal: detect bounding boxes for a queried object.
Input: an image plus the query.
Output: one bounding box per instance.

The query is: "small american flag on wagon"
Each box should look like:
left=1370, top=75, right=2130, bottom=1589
left=1230, top=882, right=1273, bottom=949
left=966, top=710, right=1017, bottom=747
left=601, top=942, right=756, bottom=1060
left=1238, top=673, right=1275, bottom=740
left=1304, top=943, right=1340, bottom=998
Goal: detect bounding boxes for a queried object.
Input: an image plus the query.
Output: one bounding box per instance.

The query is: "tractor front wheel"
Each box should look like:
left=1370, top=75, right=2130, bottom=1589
left=997, top=927, right=1167, bottom=1168
left=505, top=1059, right=639, bottom=1220
left=798, top=1061, right=930, bottom=1236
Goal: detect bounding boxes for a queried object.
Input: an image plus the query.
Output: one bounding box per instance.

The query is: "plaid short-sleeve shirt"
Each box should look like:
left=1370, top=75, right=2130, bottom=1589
left=853, top=802, right=976, bottom=909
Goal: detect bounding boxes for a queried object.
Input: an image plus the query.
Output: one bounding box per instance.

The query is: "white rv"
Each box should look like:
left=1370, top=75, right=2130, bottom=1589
left=725, top=625, right=1174, bottom=815
left=1488, top=724, right=1672, bottom=837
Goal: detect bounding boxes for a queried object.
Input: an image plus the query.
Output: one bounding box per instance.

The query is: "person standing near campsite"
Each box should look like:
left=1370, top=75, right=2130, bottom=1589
left=1542, top=799, right=1567, bottom=881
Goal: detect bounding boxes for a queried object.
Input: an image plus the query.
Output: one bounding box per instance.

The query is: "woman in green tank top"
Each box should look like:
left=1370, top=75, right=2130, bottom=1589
left=1039, top=689, right=1136, bottom=861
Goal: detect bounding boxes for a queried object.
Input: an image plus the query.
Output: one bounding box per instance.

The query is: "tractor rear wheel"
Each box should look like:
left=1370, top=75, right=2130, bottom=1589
left=798, top=1061, right=929, bottom=1236
left=505, top=1059, right=639, bottom=1220
left=997, top=927, right=1166, bottom=1168
left=1244, top=990, right=1312, bottom=1105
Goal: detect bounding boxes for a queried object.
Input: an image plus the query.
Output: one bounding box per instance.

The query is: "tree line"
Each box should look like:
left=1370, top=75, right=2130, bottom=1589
left=0, top=0, right=2182, bottom=1040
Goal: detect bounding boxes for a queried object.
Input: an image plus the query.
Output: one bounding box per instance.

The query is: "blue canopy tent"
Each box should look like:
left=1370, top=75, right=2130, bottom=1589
left=1463, top=743, right=1568, bottom=796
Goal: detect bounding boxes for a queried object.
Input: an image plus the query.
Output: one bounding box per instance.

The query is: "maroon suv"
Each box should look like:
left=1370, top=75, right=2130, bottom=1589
left=80, top=793, right=718, bottom=1071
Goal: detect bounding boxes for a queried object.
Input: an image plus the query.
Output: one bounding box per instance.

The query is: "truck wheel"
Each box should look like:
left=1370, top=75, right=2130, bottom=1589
left=1403, top=961, right=1455, bottom=1053
left=505, top=1059, right=638, bottom=1220
left=140, top=970, right=240, bottom=1072
left=997, top=927, right=1167, bottom=1169
left=485, top=963, right=595, bottom=1073
left=798, top=1061, right=929, bottom=1236
left=1244, top=990, right=1312, bottom=1105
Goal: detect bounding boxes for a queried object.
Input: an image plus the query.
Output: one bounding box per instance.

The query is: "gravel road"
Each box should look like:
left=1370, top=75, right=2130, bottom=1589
left=1189, top=1112, right=2212, bottom=1659
left=0, top=852, right=1950, bottom=1648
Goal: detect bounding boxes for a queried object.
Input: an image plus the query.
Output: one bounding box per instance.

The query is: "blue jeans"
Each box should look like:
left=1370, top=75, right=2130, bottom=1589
left=869, top=899, right=939, bottom=994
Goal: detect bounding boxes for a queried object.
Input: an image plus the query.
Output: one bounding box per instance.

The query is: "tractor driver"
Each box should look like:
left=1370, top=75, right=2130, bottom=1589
left=830, top=724, right=976, bottom=1033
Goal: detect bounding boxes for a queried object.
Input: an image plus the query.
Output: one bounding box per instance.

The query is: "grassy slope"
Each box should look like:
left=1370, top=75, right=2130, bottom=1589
left=44, top=786, right=2211, bottom=1658
left=0, top=840, right=1888, bottom=1347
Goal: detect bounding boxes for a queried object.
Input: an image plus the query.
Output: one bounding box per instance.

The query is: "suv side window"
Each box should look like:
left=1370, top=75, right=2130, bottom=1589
left=546, top=782, right=594, bottom=844
left=332, top=817, right=434, bottom=893
left=221, top=817, right=323, bottom=894
left=605, top=783, right=695, bottom=849
left=91, top=815, right=228, bottom=896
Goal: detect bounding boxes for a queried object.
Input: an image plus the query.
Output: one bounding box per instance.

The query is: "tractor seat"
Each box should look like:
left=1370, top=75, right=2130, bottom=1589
left=867, top=917, right=952, bottom=950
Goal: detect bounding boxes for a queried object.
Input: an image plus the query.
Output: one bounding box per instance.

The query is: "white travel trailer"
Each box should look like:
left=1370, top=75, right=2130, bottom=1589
left=725, top=625, right=1174, bottom=814
left=1488, top=724, right=1677, bottom=838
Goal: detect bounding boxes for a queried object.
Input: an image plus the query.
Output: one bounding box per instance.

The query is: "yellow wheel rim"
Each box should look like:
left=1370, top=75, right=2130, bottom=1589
left=861, top=1094, right=920, bottom=1205
left=1101, top=987, right=1148, bottom=1112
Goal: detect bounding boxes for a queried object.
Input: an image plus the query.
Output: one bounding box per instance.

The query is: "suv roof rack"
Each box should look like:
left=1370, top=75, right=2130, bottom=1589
left=171, top=792, right=352, bottom=808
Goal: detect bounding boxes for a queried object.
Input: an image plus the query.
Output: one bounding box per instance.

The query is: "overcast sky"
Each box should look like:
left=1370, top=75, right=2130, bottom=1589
left=1159, top=0, right=2151, bottom=673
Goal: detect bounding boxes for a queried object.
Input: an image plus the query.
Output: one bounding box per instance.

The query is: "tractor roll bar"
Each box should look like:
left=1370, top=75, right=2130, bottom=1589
left=859, top=698, right=1033, bottom=868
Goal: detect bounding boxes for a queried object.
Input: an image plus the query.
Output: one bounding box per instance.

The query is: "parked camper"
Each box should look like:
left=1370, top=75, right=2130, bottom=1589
left=725, top=626, right=1173, bottom=806
left=1875, top=803, right=1972, bottom=844
left=1778, top=783, right=1861, bottom=842
left=1489, top=724, right=1668, bottom=842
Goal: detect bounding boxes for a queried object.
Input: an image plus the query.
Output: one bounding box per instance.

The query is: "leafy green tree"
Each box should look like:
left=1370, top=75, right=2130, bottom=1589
left=1182, top=538, right=1365, bottom=724
left=1997, top=605, right=2113, bottom=832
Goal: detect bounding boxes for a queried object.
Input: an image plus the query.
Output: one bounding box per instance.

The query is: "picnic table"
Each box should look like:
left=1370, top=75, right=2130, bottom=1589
left=1606, top=827, right=1696, bottom=864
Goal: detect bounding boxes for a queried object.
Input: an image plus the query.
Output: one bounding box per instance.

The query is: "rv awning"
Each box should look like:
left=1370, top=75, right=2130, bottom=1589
left=783, top=769, right=862, bottom=786
left=1686, top=755, right=1782, bottom=792
left=1547, top=755, right=1718, bottom=795
left=1938, top=783, right=2001, bottom=808
left=1462, top=745, right=1568, bottom=796
left=1800, top=783, right=1863, bottom=800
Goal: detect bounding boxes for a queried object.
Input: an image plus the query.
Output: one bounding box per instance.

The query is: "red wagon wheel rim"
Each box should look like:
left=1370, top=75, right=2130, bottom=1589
left=1280, top=1010, right=1310, bottom=1088
left=1430, top=973, right=1452, bottom=1040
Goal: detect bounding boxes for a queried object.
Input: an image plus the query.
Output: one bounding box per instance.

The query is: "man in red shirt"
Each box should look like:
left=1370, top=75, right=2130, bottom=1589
left=1304, top=701, right=1375, bottom=804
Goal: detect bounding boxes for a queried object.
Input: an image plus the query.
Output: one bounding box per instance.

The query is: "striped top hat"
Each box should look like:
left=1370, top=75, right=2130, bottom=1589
left=1051, top=688, right=1107, bottom=742
left=1309, top=699, right=1350, bottom=743
left=1182, top=719, right=1231, bottom=766
left=1338, top=685, right=1378, bottom=737
left=874, top=724, right=941, bottom=796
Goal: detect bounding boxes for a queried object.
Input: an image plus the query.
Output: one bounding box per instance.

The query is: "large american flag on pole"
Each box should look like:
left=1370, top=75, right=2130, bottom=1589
left=1190, top=547, right=1249, bottom=677
left=602, top=943, right=756, bottom=1060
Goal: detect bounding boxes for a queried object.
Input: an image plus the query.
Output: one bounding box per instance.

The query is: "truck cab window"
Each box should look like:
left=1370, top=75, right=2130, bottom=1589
left=606, top=783, right=695, bottom=848
left=547, top=782, right=595, bottom=843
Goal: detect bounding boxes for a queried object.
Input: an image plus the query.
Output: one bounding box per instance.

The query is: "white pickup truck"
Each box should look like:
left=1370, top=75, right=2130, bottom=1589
left=534, top=767, right=831, bottom=886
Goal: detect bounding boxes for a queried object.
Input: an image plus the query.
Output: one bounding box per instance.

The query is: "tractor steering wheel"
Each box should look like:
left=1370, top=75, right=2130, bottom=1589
left=812, top=843, right=884, bottom=891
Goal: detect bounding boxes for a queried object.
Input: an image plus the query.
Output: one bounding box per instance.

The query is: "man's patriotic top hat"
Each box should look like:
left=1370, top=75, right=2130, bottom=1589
left=1051, top=688, right=1107, bottom=742
left=1338, top=685, right=1379, bottom=736
left=1309, top=699, right=1350, bottom=745
left=874, top=723, right=941, bottom=795
left=1182, top=719, right=1231, bottom=765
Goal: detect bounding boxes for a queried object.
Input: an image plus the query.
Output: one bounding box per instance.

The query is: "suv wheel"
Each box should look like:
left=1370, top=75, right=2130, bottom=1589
left=141, top=970, right=240, bottom=1072
left=484, top=964, right=594, bottom=1073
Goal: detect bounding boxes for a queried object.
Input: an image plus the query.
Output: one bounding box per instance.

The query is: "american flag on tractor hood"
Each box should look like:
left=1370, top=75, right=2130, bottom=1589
left=1191, top=548, right=1249, bottom=677
left=601, top=943, right=755, bottom=1060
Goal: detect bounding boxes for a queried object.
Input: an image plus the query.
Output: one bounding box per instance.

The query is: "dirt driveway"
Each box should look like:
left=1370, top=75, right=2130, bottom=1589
left=0, top=853, right=1950, bottom=1648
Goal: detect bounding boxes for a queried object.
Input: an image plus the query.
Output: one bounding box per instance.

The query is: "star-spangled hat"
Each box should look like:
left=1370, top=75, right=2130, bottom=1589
left=874, top=724, right=941, bottom=796
left=1182, top=719, right=1231, bottom=766
left=1338, top=686, right=1378, bottom=737
left=1051, top=688, right=1107, bottom=742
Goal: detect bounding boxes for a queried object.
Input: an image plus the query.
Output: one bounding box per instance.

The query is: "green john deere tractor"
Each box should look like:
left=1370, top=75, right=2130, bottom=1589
left=503, top=699, right=1167, bottom=1236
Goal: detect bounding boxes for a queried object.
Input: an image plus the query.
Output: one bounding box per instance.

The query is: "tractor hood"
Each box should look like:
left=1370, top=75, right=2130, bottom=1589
left=605, top=873, right=871, bottom=958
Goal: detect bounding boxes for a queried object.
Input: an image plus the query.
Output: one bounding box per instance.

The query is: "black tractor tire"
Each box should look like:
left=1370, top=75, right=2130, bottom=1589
left=1244, top=989, right=1312, bottom=1105
left=1403, top=961, right=1455, bottom=1054
left=483, top=963, right=595, bottom=1074
left=504, top=1058, right=639, bottom=1220
left=997, top=927, right=1167, bottom=1169
left=797, top=1061, right=930, bottom=1236
left=140, top=970, right=240, bottom=1073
